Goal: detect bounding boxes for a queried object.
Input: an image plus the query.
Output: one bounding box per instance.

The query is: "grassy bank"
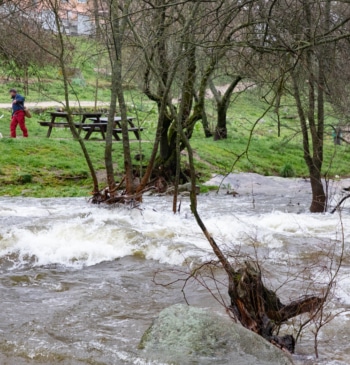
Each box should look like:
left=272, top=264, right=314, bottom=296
left=0, top=88, right=349, bottom=198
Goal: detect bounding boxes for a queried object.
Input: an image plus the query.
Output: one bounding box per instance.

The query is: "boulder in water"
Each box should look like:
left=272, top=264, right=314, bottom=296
left=139, top=304, right=294, bottom=365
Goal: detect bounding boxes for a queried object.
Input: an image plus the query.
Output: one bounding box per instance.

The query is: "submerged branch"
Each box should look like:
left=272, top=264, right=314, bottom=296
left=331, top=194, right=350, bottom=214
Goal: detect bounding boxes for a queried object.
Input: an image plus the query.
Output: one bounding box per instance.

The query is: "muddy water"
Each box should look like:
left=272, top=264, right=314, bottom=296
left=1, top=174, right=350, bottom=365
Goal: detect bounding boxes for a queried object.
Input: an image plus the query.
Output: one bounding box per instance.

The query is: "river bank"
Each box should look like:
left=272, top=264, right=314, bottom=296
left=0, top=129, right=349, bottom=199
left=1, top=88, right=349, bottom=198
left=0, top=100, right=110, bottom=110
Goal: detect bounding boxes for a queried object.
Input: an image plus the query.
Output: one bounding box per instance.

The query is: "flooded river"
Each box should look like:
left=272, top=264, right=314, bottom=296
left=0, top=174, right=350, bottom=365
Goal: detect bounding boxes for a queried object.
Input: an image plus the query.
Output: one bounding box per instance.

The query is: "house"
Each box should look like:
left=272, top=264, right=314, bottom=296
left=0, top=0, right=97, bottom=36
left=43, top=0, right=96, bottom=35
left=1, top=0, right=116, bottom=36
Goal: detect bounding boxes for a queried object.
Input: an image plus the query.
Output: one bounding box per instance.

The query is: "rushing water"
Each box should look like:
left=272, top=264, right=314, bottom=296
left=1, top=174, right=350, bottom=365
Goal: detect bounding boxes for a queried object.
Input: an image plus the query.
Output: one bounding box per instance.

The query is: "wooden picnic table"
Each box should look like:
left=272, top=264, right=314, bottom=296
left=86, top=116, right=144, bottom=141
left=82, top=123, right=107, bottom=140
left=39, top=113, right=144, bottom=141
left=39, top=111, right=103, bottom=138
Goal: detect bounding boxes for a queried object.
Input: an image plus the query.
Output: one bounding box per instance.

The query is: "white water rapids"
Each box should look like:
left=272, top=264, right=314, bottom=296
left=0, top=173, right=350, bottom=365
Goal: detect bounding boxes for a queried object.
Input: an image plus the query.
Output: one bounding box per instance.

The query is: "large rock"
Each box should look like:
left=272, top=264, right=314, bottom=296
left=139, top=304, right=294, bottom=365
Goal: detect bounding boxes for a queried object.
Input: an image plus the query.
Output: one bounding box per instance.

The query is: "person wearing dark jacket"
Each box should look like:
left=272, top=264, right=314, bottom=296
left=9, top=88, right=28, bottom=138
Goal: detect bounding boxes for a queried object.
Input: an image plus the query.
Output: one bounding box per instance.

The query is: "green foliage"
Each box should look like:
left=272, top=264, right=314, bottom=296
left=280, top=163, right=295, bottom=178
left=18, top=174, right=32, bottom=184
left=199, top=185, right=219, bottom=193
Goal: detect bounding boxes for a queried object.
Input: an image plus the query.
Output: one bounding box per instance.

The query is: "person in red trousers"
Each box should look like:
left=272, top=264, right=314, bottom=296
left=9, top=88, right=28, bottom=138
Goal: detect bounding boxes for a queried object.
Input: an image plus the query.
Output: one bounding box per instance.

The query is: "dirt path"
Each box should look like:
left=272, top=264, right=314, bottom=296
left=204, top=81, right=255, bottom=99
left=0, top=100, right=110, bottom=109
left=1, top=82, right=256, bottom=109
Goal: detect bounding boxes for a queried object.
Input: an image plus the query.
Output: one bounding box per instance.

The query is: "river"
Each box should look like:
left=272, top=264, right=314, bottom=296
left=0, top=173, right=350, bottom=365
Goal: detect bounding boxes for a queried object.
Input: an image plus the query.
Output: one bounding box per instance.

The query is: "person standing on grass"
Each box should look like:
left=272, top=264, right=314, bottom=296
left=9, top=88, right=28, bottom=138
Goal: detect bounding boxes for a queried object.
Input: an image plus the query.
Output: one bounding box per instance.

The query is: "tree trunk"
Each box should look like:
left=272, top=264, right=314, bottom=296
left=24, top=65, right=29, bottom=96
left=211, top=76, right=242, bottom=140
left=53, top=4, right=99, bottom=194
left=105, top=73, right=117, bottom=194
left=227, top=262, right=322, bottom=353
left=159, top=114, right=173, bottom=162
left=294, top=74, right=326, bottom=214
left=180, top=37, right=196, bottom=124
left=214, top=102, right=228, bottom=140
left=110, top=0, right=134, bottom=195
left=201, top=103, right=212, bottom=138
left=309, top=173, right=326, bottom=213
left=291, top=44, right=326, bottom=213
left=92, top=0, right=101, bottom=40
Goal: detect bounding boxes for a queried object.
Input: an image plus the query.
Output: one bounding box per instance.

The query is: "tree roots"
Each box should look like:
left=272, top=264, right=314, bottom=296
left=228, top=262, right=323, bottom=353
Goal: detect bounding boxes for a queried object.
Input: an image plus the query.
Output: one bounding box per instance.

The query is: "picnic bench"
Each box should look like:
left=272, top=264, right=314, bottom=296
left=85, top=116, right=145, bottom=141
left=39, top=113, right=144, bottom=141
left=39, top=112, right=103, bottom=138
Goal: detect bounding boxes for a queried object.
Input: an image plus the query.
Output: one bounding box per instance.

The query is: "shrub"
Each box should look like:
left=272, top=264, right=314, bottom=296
left=18, top=174, right=32, bottom=184
left=280, top=163, right=295, bottom=178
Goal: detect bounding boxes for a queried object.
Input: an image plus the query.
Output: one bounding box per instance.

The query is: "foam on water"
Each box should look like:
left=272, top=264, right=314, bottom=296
left=0, top=196, right=349, bottom=270
left=0, top=197, right=207, bottom=268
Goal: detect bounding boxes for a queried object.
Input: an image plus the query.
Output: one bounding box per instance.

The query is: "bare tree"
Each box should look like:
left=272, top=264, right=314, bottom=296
left=95, top=0, right=135, bottom=196
left=0, top=0, right=100, bottom=194
left=126, top=0, right=257, bottom=183
left=246, top=0, right=350, bottom=212
left=166, top=97, right=323, bottom=352
left=0, top=3, right=58, bottom=94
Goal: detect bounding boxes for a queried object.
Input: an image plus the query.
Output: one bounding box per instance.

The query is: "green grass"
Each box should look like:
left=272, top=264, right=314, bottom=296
left=0, top=132, right=153, bottom=197
left=0, top=88, right=349, bottom=198
left=190, top=89, right=350, bottom=181
left=0, top=100, right=156, bottom=197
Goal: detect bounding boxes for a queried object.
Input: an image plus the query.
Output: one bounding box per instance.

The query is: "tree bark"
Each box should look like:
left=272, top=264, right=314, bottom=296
left=200, top=102, right=212, bottom=138
left=92, top=0, right=101, bottom=40
left=305, top=0, right=326, bottom=212
left=109, top=0, right=134, bottom=195
left=105, top=69, right=117, bottom=194
left=292, top=71, right=326, bottom=213
left=309, top=171, right=326, bottom=213
left=291, top=55, right=326, bottom=213
left=215, top=102, right=229, bottom=140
